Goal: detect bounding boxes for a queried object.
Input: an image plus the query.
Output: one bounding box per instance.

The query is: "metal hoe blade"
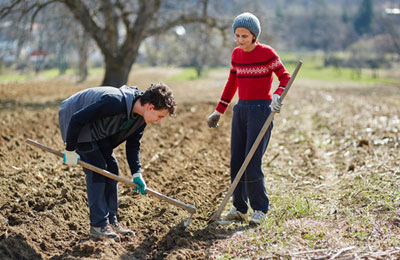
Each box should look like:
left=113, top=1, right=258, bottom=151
left=183, top=212, right=194, bottom=228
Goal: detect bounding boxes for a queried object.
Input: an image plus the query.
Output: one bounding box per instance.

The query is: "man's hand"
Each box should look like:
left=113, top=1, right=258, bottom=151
left=270, top=94, right=283, bottom=113
left=207, top=110, right=221, bottom=128
left=63, top=150, right=80, bottom=165
left=132, top=172, right=147, bottom=195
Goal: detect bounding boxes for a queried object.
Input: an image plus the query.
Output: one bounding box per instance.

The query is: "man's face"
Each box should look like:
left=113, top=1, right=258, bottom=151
left=143, top=104, right=169, bottom=124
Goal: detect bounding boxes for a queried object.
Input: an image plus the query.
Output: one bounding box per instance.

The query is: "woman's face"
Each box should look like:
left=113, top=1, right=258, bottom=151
left=234, top=27, right=256, bottom=52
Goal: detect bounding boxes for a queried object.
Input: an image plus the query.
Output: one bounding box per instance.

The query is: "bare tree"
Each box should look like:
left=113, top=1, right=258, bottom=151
left=44, top=7, right=94, bottom=81
left=383, top=8, right=400, bottom=56
left=0, top=0, right=227, bottom=87
left=75, top=28, right=90, bottom=83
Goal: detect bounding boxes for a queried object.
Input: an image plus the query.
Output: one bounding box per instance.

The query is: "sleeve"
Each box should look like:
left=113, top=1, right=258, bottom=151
left=125, top=124, right=145, bottom=175
left=215, top=53, right=238, bottom=114
left=269, top=48, right=291, bottom=96
left=65, top=95, right=125, bottom=151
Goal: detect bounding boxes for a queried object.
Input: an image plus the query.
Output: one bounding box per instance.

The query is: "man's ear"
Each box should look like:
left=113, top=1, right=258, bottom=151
left=146, top=103, right=155, bottom=111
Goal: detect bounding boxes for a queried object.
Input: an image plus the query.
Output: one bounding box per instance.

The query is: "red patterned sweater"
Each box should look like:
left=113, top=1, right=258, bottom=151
left=216, top=44, right=291, bottom=114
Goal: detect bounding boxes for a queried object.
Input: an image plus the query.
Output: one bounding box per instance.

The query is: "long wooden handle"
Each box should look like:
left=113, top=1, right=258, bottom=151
left=211, top=60, right=303, bottom=221
left=26, top=139, right=196, bottom=214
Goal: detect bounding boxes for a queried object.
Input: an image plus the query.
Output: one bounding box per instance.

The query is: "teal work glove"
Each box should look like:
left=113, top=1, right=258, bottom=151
left=63, top=150, right=80, bottom=165
left=132, top=172, right=147, bottom=195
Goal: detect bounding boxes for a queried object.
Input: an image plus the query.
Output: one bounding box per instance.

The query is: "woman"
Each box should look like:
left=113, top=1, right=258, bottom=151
left=207, top=12, right=291, bottom=224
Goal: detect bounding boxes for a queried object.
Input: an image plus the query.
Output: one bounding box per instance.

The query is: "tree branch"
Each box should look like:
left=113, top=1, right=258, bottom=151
left=383, top=15, right=400, bottom=55
left=30, top=0, right=59, bottom=31
left=201, top=0, right=208, bottom=16
left=116, top=0, right=132, bottom=32
left=145, top=14, right=229, bottom=37
left=0, top=0, right=22, bottom=19
left=100, top=0, right=119, bottom=50
left=124, top=0, right=160, bottom=48
left=63, top=0, right=113, bottom=58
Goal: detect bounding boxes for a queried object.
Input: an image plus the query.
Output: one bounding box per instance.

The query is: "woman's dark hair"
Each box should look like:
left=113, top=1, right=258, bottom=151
left=140, top=83, right=176, bottom=116
left=252, top=35, right=256, bottom=44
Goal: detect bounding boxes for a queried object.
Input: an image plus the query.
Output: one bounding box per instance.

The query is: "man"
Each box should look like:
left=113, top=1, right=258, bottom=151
left=59, top=83, right=176, bottom=241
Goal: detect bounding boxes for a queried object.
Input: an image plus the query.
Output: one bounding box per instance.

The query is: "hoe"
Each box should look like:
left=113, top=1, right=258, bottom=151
left=26, top=139, right=196, bottom=228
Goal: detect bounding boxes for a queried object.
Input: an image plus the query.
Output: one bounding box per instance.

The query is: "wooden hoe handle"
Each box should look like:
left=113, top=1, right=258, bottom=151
left=26, top=139, right=196, bottom=214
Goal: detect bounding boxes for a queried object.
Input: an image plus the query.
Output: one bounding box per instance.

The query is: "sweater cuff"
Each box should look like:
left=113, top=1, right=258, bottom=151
left=273, top=85, right=286, bottom=96
left=215, top=104, right=227, bottom=114
left=215, top=98, right=230, bottom=114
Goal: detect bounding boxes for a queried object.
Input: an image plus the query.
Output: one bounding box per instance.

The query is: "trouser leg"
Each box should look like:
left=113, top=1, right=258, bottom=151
left=245, top=103, right=272, bottom=213
left=77, top=141, right=119, bottom=227
left=230, top=104, right=249, bottom=214
left=230, top=100, right=273, bottom=214
left=101, top=147, right=119, bottom=224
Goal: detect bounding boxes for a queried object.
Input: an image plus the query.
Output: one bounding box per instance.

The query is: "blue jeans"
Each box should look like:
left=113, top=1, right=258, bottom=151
left=230, top=100, right=273, bottom=214
left=76, top=140, right=119, bottom=228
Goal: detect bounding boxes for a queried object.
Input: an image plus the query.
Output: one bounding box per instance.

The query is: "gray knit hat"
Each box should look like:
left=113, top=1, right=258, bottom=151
left=232, top=12, right=261, bottom=38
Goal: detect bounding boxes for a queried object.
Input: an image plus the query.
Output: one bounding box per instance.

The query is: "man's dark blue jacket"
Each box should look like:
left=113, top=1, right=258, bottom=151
left=59, top=85, right=146, bottom=174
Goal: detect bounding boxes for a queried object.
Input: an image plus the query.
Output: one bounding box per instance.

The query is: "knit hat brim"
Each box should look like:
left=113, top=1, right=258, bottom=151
left=232, top=12, right=261, bottom=38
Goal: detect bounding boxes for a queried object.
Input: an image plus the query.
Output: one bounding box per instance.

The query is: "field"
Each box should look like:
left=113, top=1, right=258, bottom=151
left=0, top=64, right=399, bottom=259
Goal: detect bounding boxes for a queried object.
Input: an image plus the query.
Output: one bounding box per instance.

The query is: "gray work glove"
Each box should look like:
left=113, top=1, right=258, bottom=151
left=207, top=110, right=221, bottom=128
left=63, top=150, right=80, bottom=165
left=270, top=94, right=283, bottom=113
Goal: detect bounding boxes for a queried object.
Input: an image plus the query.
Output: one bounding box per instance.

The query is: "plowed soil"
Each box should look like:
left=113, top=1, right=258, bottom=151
left=0, top=67, right=399, bottom=259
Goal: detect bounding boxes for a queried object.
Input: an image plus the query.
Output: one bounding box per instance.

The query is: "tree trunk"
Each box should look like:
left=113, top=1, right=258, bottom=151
left=195, top=65, right=202, bottom=78
left=101, top=55, right=133, bottom=87
left=57, top=44, right=67, bottom=76
left=76, top=33, right=89, bottom=84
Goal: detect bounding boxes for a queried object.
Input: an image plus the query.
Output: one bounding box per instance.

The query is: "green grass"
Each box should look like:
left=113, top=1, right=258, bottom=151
left=280, top=52, right=397, bottom=84
left=217, top=179, right=400, bottom=258
left=168, top=54, right=398, bottom=85
left=40, top=68, right=75, bottom=78
left=215, top=144, right=400, bottom=259
left=0, top=67, right=104, bottom=83
left=167, top=67, right=200, bottom=81
left=293, top=64, right=396, bottom=84
left=0, top=73, right=29, bottom=82
left=0, top=68, right=75, bottom=83
left=1, top=52, right=397, bottom=84
left=271, top=194, right=317, bottom=220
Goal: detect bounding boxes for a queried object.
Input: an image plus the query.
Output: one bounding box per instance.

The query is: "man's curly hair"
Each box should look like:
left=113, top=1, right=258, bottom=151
left=140, top=83, right=176, bottom=116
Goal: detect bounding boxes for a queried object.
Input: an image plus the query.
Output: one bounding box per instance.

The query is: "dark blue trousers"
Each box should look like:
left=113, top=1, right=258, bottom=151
left=76, top=140, right=119, bottom=228
left=230, top=100, right=273, bottom=214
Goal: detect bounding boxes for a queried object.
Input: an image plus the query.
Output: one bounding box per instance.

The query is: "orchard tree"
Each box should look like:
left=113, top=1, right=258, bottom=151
left=354, top=0, right=373, bottom=35
left=383, top=8, right=400, bottom=56
left=0, top=0, right=226, bottom=87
